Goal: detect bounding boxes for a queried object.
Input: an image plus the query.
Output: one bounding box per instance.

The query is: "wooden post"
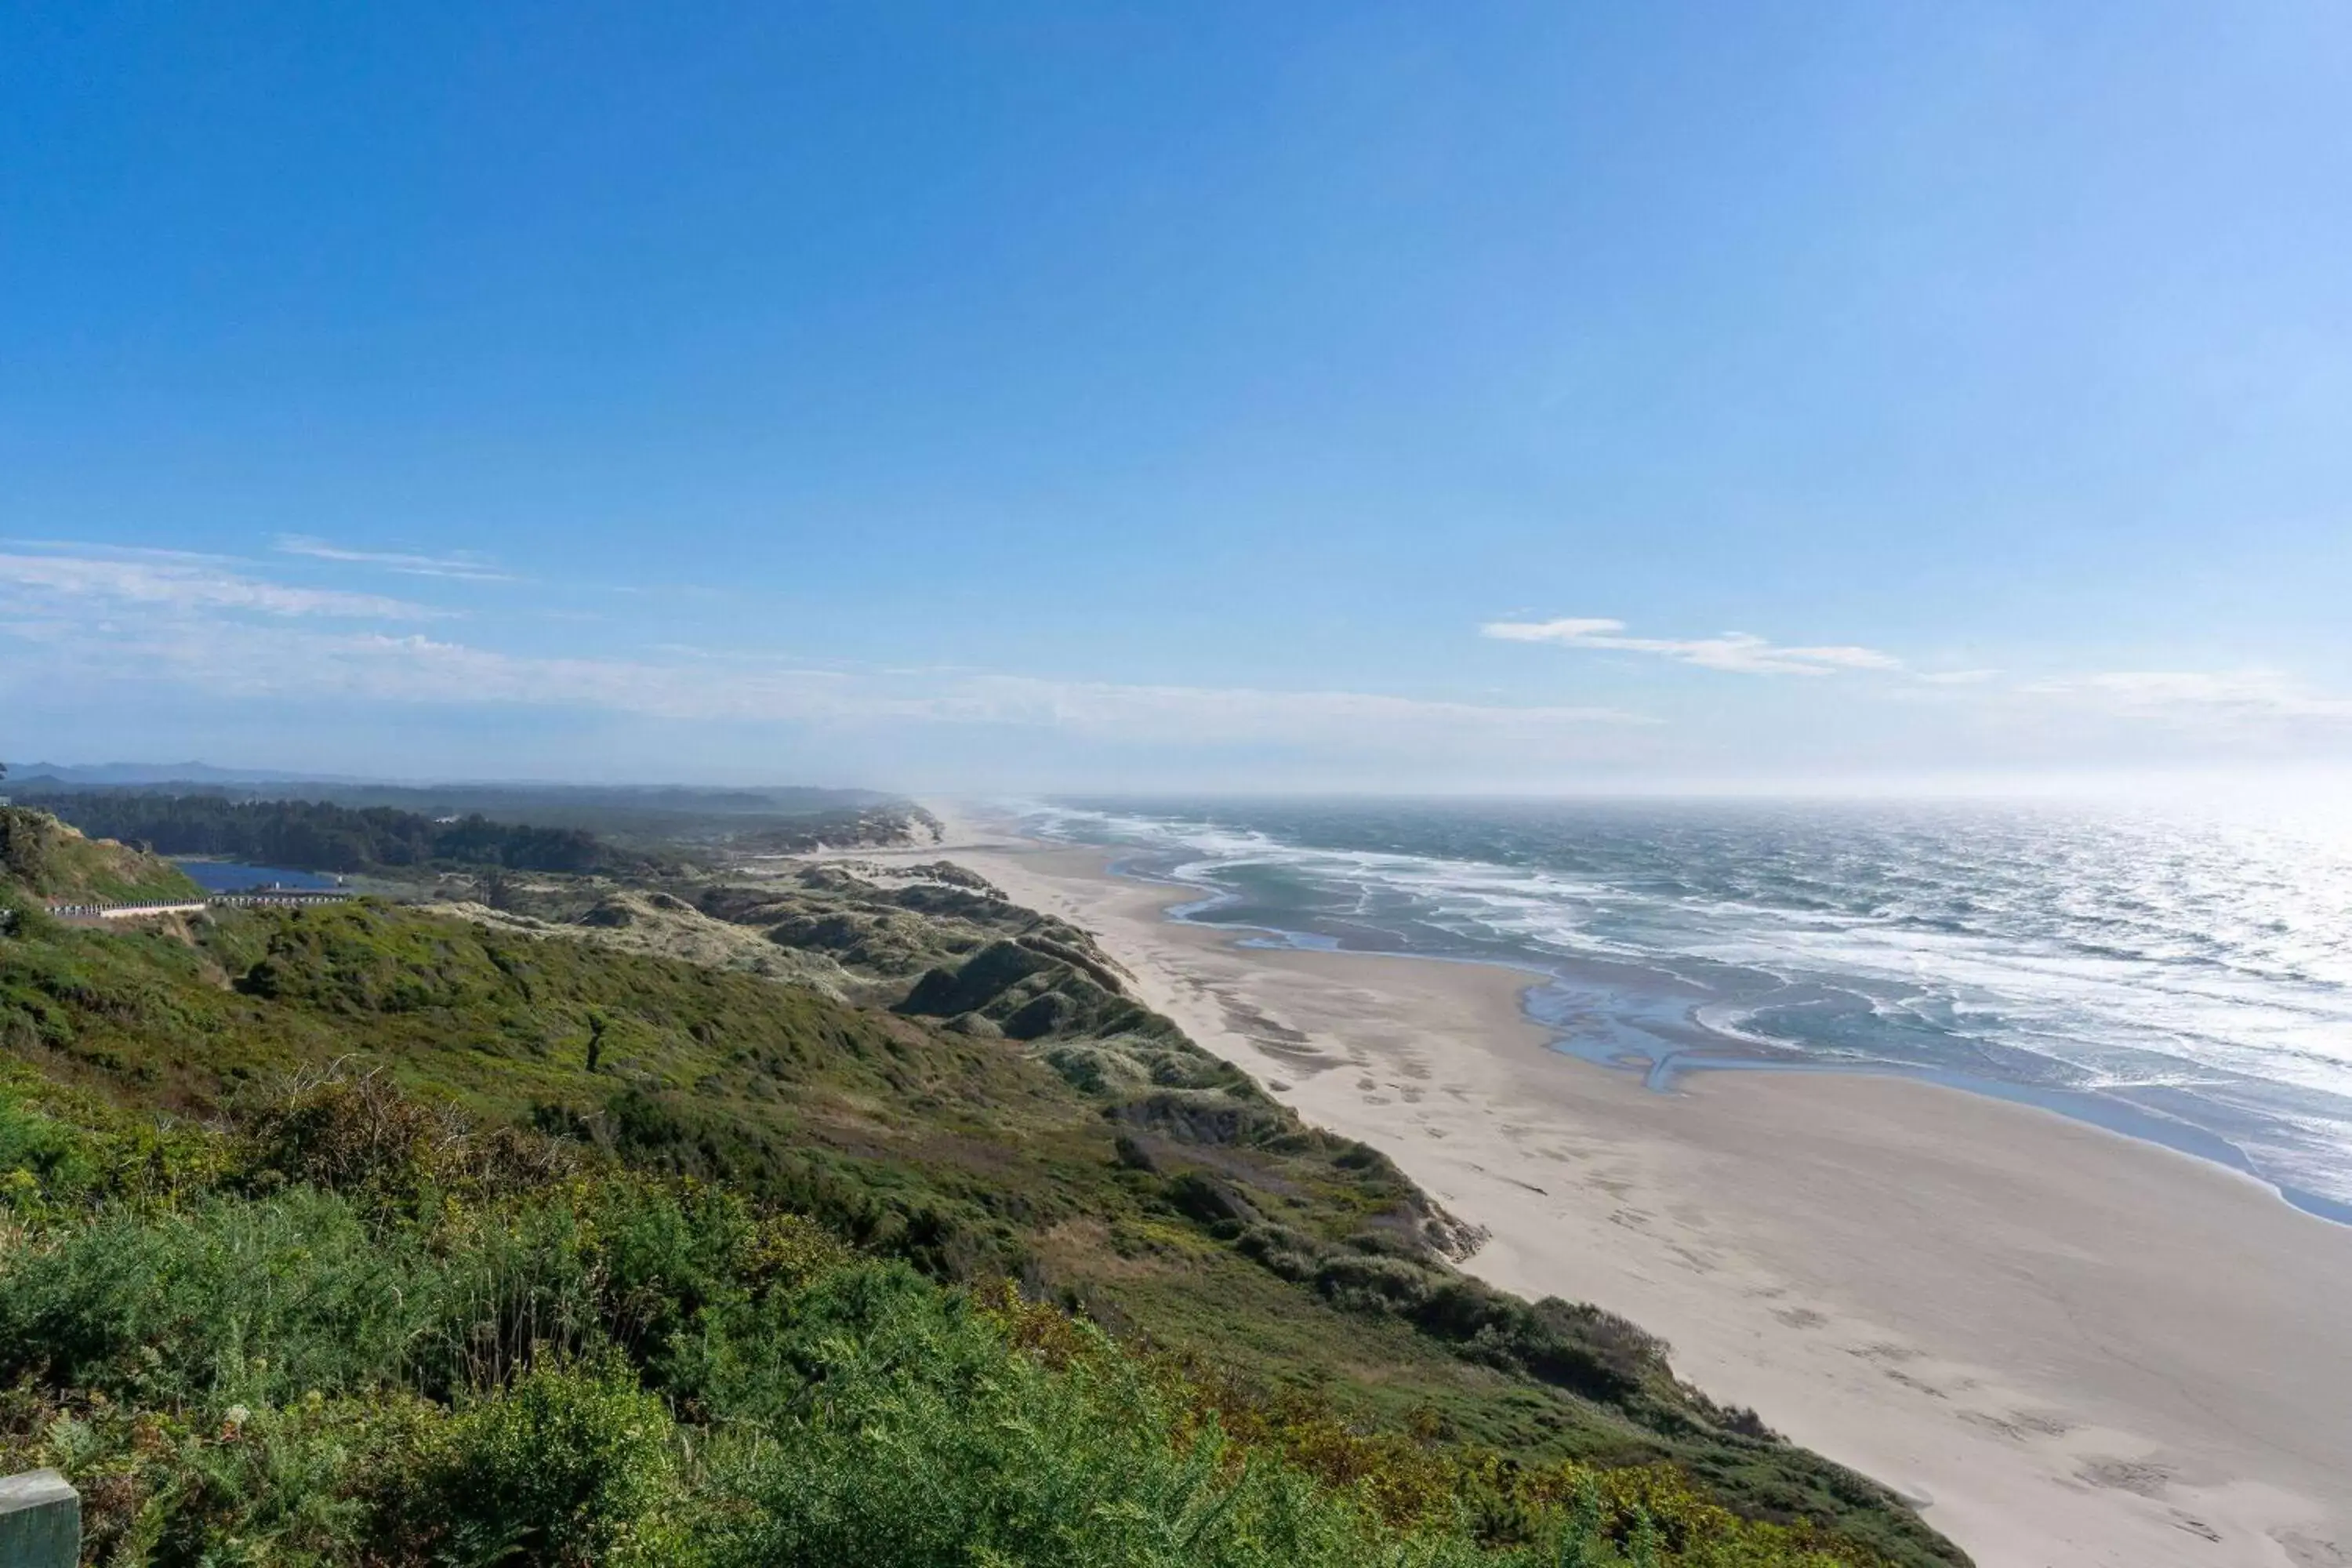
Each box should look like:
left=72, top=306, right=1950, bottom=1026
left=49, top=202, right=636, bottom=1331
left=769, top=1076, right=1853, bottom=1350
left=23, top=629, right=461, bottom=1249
left=0, top=1469, right=78, bottom=1567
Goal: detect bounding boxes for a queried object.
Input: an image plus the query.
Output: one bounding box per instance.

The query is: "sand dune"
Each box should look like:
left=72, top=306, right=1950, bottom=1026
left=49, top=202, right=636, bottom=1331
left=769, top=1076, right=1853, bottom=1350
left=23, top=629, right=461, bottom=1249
left=891, top=813, right=2352, bottom=1568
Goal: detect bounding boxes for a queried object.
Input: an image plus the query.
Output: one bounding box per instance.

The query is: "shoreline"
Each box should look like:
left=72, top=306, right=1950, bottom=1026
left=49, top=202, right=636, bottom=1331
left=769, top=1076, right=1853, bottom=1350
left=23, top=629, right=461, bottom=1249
left=1105, top=847, right=2352, bottom=1232
left=1110, top=834, right=2330, bottom=1229
left=877, top=813, right=2352, bottom=1568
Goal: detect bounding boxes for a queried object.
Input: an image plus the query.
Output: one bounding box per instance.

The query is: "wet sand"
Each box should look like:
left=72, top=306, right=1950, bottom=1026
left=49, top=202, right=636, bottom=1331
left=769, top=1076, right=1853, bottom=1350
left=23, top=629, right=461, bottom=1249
left=891, top=815, right=2352, bottom=1568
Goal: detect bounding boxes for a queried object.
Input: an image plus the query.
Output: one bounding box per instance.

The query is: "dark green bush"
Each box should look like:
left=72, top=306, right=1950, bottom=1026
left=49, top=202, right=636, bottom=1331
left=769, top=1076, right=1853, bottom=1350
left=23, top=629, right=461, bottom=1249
left=417, top=1356, right=693, bottom=1568
left=0, top=1188, right=441, bottom=1404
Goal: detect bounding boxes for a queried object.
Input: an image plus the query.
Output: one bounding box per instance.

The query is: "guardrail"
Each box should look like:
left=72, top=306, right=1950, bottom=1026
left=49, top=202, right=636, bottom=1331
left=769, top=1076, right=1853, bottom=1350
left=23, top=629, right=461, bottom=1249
left=205, top=891, right=356, bottom=908
left=42, top=898, right=209, bottom=919
left=42, top=891, right=357, bottom=919
left=0, top=1469, right=78, bottom=1566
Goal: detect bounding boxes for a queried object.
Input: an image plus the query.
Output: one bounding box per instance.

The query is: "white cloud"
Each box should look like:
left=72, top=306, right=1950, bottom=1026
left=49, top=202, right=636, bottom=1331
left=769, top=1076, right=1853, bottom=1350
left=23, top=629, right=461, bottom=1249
left=275, top=535, right=515, bottom=582
left=1, top=539, right=240, bottom=564
left=0, top=566, right=1655, bottom=747
left=0, top=545, right=1660, bottom=742
left=2024, top=670, right=2352, bottom=724
left=0, top=551, right=442, bottom=619
left=1482, top=615, right=1904, bottom=676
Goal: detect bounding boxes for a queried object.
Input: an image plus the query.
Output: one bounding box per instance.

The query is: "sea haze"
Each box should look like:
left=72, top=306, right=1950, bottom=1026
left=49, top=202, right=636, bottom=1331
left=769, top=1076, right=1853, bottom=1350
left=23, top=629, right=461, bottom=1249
left=1021, top=797, right=2352, bottom=1224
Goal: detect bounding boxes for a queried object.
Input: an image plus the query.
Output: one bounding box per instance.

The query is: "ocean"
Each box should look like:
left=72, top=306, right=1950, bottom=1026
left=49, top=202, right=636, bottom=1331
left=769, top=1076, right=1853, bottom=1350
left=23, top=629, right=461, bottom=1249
left=1018, top=797, right=2352, bottom=1225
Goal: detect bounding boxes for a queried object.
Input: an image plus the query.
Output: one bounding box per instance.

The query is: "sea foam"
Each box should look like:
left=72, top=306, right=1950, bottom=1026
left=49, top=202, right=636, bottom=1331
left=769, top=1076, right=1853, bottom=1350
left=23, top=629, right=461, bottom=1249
left=1023, top=797, right=2352, bottom=1219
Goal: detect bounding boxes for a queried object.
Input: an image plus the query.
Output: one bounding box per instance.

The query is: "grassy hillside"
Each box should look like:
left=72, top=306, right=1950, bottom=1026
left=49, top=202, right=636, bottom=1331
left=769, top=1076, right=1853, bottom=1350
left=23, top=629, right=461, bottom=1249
left=0, top=807, right=203, bottom=905
left=0, top=869, right=1964, bottom=1566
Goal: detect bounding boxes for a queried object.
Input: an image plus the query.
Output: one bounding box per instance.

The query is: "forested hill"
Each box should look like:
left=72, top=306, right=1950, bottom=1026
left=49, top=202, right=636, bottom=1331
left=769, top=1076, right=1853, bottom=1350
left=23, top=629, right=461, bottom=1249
left=24, top=792, right=644, bottom=877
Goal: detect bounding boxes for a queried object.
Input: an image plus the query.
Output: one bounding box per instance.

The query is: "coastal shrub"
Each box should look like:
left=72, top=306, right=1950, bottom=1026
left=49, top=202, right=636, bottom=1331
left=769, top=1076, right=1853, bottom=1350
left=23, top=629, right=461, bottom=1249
left=16, top=1389, right=444, bottom=1565
left=0, top=1093, right=100, bottom=1210
left=0, top=1072, right=230, bottom=1214
left=244, top=1069, right=450, bottom=1200
left=415, top=1356, right=695, bottom=1568
left=0, top=1186, right=441, bottom=1405
left=411, top=1195, right=608, bottom=1396
left=0, top=1176, right=611, bottom=1406
left=711, top=1272, right=1428, bottom=1568
left=243, top=1066, right=586, bottom=1210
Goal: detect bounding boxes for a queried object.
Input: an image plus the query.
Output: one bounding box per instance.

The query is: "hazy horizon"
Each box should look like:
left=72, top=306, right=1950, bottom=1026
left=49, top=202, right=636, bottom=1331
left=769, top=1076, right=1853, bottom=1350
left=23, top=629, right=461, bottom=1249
left=16, top=756, right=2352, bottom=823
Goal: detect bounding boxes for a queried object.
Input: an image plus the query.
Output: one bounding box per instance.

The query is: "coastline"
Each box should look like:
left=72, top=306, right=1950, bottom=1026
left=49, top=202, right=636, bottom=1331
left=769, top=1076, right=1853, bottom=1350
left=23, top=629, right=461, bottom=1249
left=888, top=811, right=2352, bottom=1568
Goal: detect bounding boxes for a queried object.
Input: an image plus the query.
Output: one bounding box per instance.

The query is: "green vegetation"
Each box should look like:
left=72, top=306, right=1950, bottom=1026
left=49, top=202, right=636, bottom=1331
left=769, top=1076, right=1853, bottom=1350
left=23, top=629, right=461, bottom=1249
left=24, top=793, right=657, bottom=878
left=0, top=808, right=203, bottom=906
left=0, top=848, right=1964, bottom=1566
left=17, top=780, right=942, bottom=864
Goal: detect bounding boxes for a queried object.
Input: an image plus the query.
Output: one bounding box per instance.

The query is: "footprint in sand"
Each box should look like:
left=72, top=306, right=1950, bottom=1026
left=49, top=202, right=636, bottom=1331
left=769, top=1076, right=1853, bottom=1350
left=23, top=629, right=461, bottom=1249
left=1881, top=1368, right=1949, bottom=1399
left=2077, top=1458, right=2173, bottom=1498
left=1959, top=1408, right=2076, bottom=1443
left=1848, top=1340, right=1920, bottom=1363
left=2271, top=1528, right=2350, bottom=1567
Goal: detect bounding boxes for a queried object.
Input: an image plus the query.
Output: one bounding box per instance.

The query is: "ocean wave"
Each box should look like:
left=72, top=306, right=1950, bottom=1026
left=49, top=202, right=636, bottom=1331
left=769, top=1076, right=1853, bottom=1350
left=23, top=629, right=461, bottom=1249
left=1027, top=796, right=2352, bottom=1210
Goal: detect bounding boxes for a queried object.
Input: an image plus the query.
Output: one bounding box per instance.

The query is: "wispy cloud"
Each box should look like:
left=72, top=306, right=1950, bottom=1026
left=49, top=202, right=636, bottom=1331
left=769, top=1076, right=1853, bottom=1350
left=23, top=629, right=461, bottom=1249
left=275, top=535, right=516, bottom=582
left=0, top=550, right=443, bottom=619
left=2, top=620, right=1655, bottom=739
left=2, top=539, right=241, bottom=564
left=0, top=554, right=1654, bottom=746
left=1481, top=616, right=1904, bottom=676
left=2024, top=670, right=2352, bottom=724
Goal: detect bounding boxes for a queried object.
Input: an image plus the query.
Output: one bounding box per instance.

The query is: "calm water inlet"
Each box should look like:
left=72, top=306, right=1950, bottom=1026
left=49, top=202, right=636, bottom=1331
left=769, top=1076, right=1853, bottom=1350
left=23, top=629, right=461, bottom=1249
left=172, top=860, right=343, bottom=893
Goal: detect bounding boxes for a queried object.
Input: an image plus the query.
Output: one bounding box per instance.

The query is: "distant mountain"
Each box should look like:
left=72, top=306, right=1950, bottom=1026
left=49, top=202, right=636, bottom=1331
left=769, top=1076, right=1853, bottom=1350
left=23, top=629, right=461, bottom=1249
left=11, top=760, right=350, bottom=786
left=9, top=765, right=891, bottom=811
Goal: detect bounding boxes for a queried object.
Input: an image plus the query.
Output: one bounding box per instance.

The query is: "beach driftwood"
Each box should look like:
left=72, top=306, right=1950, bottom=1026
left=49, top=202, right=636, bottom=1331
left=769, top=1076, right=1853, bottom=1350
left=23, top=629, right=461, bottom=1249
left=0, top=1469, right=79, bottom=1567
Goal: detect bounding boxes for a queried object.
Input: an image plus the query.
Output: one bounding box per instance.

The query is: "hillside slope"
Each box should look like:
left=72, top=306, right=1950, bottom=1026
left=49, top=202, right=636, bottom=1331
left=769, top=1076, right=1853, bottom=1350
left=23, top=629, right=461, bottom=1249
left=0, top=862, right=1962, bottom=1566
left=0, top=805, right=202, bottom=904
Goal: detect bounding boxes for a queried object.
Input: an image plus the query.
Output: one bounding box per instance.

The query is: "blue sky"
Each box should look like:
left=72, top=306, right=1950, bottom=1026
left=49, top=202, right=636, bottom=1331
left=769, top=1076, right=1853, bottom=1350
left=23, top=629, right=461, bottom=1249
left=4, top=2, right=2350, bottom=791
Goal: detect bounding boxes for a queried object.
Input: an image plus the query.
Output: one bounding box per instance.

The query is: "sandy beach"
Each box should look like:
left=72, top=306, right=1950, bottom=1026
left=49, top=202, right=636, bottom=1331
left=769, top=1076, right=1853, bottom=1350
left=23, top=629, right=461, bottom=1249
left=882, top=813, right=2352, bottom=1568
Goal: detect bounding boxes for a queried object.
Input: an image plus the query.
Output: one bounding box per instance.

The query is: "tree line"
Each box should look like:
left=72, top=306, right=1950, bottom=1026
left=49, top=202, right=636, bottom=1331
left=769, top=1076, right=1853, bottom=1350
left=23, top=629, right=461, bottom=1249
left=24, top=791, right=644, bottom=876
